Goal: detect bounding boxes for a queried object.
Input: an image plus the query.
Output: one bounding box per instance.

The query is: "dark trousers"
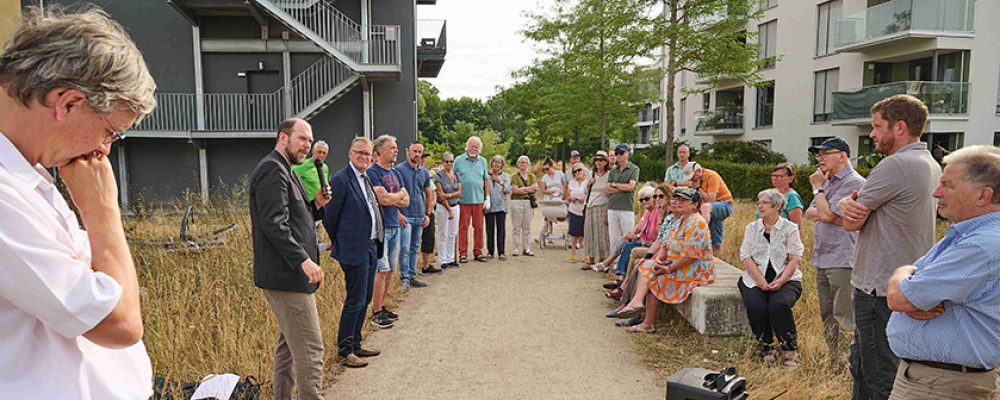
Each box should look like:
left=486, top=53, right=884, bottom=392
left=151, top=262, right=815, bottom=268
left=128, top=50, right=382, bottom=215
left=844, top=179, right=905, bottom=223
left=851, top=289, right=899, bottom=400
left=738, top=278, right=802, bottom=351
left=485, top=211, right=506, bottom=256
left=337, top=242, right=378, bottom=357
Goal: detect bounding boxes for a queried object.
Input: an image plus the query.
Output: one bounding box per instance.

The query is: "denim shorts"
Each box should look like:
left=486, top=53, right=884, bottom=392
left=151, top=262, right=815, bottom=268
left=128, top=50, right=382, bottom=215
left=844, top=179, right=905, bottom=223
left=376, top=227, right=401, bottom=273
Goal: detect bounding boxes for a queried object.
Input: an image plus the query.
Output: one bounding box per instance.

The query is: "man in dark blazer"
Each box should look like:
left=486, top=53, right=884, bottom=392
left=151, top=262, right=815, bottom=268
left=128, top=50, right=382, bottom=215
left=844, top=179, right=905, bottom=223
left=249, top=118, right=328, bottom=400
left=323, top=136, right=384, bottom=368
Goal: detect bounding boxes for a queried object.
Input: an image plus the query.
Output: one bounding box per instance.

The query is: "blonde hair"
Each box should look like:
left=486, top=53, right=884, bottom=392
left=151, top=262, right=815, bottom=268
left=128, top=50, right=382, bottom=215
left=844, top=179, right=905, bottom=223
left=0, top=6, right=157, bottom=120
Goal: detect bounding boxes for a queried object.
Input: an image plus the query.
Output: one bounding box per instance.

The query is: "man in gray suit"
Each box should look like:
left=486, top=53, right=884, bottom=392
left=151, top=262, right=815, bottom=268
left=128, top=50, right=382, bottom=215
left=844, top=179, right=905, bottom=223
left=249, top=118, right=329, bottom=400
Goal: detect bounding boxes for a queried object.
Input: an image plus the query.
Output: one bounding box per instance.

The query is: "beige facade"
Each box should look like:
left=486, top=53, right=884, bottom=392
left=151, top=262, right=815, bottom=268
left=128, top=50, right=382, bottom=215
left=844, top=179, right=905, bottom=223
left=659, top=0, right=1000, bottom=164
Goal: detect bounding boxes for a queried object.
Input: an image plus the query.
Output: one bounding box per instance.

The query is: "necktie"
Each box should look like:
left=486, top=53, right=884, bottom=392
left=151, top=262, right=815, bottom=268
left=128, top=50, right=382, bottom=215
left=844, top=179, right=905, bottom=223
left=362, top=174, right=384, bottom=241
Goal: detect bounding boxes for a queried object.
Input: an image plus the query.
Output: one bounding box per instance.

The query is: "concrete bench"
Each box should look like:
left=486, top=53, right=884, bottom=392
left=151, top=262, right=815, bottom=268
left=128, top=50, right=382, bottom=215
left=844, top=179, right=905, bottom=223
left=671, top=258, right=749, bottom=342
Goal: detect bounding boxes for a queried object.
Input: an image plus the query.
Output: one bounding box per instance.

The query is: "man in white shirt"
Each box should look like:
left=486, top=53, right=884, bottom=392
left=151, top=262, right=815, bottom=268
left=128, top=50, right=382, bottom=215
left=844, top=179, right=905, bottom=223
left=0, top=7, right=157, bottom=399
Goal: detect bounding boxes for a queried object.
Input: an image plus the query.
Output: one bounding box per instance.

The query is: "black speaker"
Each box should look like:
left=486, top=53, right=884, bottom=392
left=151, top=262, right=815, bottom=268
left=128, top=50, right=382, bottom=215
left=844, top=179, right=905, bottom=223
left=666, top=367, right=748, bottom=400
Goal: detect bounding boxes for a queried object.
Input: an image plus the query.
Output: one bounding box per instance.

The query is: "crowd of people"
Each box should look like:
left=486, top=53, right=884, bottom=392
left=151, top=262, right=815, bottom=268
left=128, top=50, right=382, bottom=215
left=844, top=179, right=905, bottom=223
left=1, top=8, right=998, bottom=400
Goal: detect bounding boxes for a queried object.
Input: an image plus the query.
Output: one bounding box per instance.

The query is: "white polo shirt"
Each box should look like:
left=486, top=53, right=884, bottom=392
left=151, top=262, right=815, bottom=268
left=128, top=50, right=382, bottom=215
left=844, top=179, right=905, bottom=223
left=0, top=132, right=152, bottom=399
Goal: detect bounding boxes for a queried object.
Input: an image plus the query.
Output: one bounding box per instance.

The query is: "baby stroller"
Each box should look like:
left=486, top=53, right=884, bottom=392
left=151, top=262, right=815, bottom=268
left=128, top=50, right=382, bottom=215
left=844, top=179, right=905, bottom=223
left=537, top=199, right=570, bottom=249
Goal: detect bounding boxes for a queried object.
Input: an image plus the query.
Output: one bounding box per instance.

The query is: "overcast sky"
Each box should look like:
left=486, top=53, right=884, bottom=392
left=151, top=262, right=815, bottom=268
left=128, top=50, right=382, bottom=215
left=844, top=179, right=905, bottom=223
left=417, top=1, right=552, bottom=100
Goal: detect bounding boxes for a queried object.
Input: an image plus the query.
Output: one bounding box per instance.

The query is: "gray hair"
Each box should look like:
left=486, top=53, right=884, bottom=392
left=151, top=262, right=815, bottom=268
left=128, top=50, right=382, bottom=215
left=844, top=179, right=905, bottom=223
left=637, top=184, right=656, bottom=200
left=758, top=188, right=786, bottom=210
left=312, top=140, right=329, bottom=152
left=0, top=6, right=157, bottom=120
left=490, top=154, right=505, bottom=167
left=372, top=134, right=396, bottom=153
left=517, top=155, right=530, bottom=164
left=441, top=151, right=455, bottom=161
left=466, top=136, right=482, bottom=148
left=943, top=145, right=1000, bottom=204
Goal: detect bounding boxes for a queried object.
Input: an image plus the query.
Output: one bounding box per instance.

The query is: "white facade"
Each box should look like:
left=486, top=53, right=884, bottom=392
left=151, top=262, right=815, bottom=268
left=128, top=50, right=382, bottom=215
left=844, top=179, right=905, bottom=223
left=660, top=0, right=1000, bottom=164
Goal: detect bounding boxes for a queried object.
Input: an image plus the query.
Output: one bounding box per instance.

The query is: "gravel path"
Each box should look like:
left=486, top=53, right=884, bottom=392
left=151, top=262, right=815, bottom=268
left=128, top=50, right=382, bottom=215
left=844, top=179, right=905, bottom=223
left=325, top=212, right=664, bottom=400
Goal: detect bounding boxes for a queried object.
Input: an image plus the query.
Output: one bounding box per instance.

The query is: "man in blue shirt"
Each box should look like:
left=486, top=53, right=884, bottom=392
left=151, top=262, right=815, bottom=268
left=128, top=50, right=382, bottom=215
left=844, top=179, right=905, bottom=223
left=366, top=135, right=408, bottom=329
left=395, top=142, right=435, bottom=287
left=886, top=145, right=1000, bottom=400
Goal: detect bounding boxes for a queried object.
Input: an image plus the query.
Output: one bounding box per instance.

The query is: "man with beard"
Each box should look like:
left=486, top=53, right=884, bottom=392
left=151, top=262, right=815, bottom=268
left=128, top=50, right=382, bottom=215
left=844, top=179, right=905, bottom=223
left=453, top=136, right=491, bottom=263
left=838, top=95, right=941, bottom=400
left=395, top=142, right=435, bottom=285
left=249, top=118, right=329, bottom=399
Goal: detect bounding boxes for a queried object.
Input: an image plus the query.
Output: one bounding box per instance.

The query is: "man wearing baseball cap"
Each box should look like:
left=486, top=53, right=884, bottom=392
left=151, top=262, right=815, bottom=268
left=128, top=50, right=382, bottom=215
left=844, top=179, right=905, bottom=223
left=606, top=144, right=641, bottom=259
left=805, top=137, right=867, bottom=364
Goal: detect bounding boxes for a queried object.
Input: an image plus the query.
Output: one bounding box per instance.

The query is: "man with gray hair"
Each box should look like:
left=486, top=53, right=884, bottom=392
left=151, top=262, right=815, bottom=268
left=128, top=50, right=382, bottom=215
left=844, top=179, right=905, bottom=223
left=0, top=7, right=157, bottom=398
left=367, top=134, right=408, bottom=327
left=885, top=145, right=1000, bottom=399
left=292, top=140, right=332, bottom=206
left=453, top=136, right=490, bottom=263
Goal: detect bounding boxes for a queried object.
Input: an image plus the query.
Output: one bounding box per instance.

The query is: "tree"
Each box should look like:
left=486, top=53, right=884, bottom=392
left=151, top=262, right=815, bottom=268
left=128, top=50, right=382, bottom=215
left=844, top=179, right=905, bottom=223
left=659, top=0, right=768, bottom=168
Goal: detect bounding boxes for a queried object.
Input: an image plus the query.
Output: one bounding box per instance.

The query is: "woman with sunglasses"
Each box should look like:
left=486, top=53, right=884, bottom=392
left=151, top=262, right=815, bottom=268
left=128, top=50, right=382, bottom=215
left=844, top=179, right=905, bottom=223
left=604, top=183, right=674, bottom=303
left=434, top=152, right=462, bottom=269
left=566, top=162, right=588, bottom=263
left=616, top=187, right=714, bottom=333
left=582, top=151, right=611, bottom=269
left=591, top=184, right=659, bottom=275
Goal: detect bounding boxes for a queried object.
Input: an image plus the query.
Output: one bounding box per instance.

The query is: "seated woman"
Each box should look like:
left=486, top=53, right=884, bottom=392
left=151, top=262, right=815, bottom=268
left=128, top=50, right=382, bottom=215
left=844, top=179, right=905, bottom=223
left=615, top=187, right=714, bottom=333
left=603, top=183, right=673, bottom=298
left=591, top=184, right=664, bottom=275
left=738, top=188, right=804, bottom=368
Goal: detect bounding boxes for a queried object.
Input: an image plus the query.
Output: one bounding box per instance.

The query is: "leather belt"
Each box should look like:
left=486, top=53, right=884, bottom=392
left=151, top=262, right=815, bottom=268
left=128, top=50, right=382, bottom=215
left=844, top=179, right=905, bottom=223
left=904, top=358, right=993, bottom=373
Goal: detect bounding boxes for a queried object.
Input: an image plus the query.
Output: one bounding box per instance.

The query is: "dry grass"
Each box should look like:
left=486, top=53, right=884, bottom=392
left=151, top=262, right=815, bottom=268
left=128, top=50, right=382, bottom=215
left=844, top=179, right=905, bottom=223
left=630, top=200, right=957, bottom=399
left=127, top=193, right=398, bottom=395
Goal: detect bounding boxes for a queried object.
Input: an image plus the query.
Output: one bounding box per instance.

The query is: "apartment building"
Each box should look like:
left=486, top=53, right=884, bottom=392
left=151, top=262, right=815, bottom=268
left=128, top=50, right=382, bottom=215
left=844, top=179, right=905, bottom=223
left=644, top=0, right=999, bottom=165
left=21, top=0, right=447, bottom=205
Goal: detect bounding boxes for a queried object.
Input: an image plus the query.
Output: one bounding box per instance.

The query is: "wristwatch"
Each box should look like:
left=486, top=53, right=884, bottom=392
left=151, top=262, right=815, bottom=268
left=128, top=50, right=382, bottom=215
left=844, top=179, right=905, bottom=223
left=813, top=188, right=825, bottom=195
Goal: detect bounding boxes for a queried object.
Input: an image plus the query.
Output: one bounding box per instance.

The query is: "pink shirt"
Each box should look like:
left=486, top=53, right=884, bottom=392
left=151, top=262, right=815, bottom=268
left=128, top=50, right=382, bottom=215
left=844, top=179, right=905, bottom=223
left=638, top=209, right=659, bottom=244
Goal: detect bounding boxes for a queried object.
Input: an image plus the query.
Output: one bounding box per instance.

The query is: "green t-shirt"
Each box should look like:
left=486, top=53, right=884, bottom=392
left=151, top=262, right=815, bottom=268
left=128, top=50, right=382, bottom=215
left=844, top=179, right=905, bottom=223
left=291, top=157, right=330, bottom=200
left=782, top=190, right=805, bottom=219
left=607, top=161, right=640, bottom=211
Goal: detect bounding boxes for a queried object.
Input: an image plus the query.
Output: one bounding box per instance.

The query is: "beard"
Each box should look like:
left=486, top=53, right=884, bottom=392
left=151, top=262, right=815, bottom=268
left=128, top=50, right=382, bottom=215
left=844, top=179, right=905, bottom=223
left=874, top=135, right=895, bottom=155
left=285, top=147, right=306, bottom=165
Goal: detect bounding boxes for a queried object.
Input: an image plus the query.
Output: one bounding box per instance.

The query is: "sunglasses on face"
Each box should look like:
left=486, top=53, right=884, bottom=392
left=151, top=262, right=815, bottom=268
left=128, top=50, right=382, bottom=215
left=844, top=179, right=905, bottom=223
left=653, top=194, right=666, bottom=199
left=639, top=197, right=651, bottom=202
left=573, top=169, right=582, bottom=173
left=443, top=160, right=454, bottom=164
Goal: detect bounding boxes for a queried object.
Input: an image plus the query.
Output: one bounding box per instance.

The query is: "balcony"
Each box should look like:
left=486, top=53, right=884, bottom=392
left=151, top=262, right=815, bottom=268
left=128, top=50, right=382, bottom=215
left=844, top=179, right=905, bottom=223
left=835, top=0, right=975, bottom=52
left=417, top=19, right=447, bottom=78
left=831, top=81, right=969, bottom=125
left=695, top=106, right=744, bottom=136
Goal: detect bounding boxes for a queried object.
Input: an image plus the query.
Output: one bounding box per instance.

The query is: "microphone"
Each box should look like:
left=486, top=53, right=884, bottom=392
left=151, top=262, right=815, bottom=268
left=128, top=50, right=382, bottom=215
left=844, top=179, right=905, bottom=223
left=315, top=159, right=330, bottom=199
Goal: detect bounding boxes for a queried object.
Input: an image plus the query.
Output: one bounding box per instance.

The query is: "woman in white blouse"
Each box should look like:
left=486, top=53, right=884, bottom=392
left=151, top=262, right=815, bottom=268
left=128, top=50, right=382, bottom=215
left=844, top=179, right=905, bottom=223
left=738, top=188, right=805, bottom=368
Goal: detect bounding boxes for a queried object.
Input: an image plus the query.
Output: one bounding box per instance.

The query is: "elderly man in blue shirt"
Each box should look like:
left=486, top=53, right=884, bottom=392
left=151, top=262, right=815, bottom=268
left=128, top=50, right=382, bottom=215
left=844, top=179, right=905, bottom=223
left=885, top=145, right=1000, bottom=400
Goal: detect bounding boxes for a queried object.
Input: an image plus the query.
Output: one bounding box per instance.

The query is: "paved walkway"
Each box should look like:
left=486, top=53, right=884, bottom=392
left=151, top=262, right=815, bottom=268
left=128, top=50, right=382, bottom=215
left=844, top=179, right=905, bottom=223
left=325, top=212, right=663, bottom=400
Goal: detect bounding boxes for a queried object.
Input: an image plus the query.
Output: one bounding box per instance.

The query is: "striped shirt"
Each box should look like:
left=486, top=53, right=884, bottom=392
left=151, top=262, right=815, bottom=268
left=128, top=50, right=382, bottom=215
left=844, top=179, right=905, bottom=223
left=887, top=211, right=1000, bottom=369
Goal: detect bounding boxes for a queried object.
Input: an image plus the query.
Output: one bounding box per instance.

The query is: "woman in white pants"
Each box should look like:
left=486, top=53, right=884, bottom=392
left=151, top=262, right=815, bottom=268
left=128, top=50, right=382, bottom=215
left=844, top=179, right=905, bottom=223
left=434, top=152, right=462, bottom=268
left=509, top=155, right=538, bottom=256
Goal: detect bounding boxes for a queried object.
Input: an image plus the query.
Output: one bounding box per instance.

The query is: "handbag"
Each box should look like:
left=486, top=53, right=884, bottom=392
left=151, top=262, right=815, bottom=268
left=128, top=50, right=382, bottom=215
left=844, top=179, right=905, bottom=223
left=516, top=172, right=539, bottom=208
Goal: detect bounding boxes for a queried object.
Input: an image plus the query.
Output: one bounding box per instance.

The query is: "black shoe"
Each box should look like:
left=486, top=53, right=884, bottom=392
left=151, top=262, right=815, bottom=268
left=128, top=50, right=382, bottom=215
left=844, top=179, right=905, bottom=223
left=409, top=279, right=428, bottom=288
left=371, top=312, right=394, bottom=329
left=380, top=307, right=399, bottom=322
left=423, top=266, right=442, bottom=274
left=447, top=262, right=460, bottom=269
left=603, top=281, right=621, bottom=290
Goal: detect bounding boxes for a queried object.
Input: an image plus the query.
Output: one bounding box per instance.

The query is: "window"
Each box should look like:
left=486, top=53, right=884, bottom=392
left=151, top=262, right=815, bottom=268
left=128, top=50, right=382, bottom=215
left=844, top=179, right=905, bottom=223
left=752, top=139, right=773, bottom=150
left=702, top=93, right=711, bottom=110
left=679, top=99, right=687, bottom=136
left=816, top=1, right=841, bottom=56
left=756, top=82, right=775, bottom=128
left=760, top=0, right=777, bottom=10
left=758, top=20, right=777, bottom=69
left=639, top=126, right=651, bottom=145
left=813, top=68, right=839, bottom=123
left=921, top=132, right=964, bottom=163
left=810, top=137, right=834, bottom=147
left=995, top=132, right=1000, bottom=146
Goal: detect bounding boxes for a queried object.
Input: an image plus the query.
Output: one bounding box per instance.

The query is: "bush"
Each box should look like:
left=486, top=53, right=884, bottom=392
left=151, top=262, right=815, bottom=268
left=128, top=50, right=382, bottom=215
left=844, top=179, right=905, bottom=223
left=700, top=140, right=787, bottom=165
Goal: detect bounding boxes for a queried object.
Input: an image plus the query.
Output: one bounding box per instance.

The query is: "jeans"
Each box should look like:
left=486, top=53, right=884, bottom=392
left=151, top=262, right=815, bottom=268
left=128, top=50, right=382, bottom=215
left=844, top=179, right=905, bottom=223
left=616, top=241, right=644, bottom=276
left=436, top=204, right=459, bottom=264
left=485, top=211, right=507, bottom=256
left=398, top=216, right=424, bottom=282
left=337, top=243, right=378, bottom=357
left=458, top=203, right=485, bottom=257
left=738, top=278, right=802, bottom=351
left=852, top=289, right=899, bottom=400
left=708, top=201, right=734, bottom=247
left=376, top=227, right=401, bottom=273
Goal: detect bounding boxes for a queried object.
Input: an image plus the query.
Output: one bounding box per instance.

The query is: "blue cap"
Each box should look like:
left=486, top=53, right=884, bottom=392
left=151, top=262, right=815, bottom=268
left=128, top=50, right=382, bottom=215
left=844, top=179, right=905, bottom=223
left=809, top=137, right=851, bottom=156
left=614, top=144, right=631, bottom=153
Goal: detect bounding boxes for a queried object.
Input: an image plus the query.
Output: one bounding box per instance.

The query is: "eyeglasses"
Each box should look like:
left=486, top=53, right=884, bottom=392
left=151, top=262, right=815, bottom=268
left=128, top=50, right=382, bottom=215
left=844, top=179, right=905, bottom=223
left=573, top=169, right=583, bottom=173
left=98, top=114, right=125, bottom=145
left=350, top=149, right=372, bottom=157
left=817, top=150, right=843, bottom=157
left=442, top=160, right=454, bottom=164
left=653, top=194, right=666, bottom=199
left=639, top=197, right=651, bottom=202
left=757, top=200, right=774, bottom=206
left=770, top=174, right=791, bottom=179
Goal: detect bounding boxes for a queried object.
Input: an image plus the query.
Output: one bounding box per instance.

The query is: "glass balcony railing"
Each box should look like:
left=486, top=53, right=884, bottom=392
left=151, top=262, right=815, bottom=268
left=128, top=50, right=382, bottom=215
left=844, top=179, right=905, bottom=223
left=695, top=106, right=744, bottom=132
left=831, top=81, right=970, bottom=121
left=835, top=0, right=975, bottom=49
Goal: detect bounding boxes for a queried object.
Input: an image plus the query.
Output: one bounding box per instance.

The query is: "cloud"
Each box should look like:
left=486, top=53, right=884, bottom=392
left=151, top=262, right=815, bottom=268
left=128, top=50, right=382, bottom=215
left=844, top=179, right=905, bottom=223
left=417, top=0, right=553, bottom=100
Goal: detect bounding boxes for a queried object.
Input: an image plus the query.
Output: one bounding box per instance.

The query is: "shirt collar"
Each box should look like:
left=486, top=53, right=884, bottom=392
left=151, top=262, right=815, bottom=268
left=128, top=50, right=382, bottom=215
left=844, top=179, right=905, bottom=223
left=830, top=165, right=856, bottom=181
left=0, top=131, right=47, bottom=189
left=897, top=141, right=928, bottom=153
left=350, top=163, right=367, bottom=179
left=949, top=210, right=1000, bottom=236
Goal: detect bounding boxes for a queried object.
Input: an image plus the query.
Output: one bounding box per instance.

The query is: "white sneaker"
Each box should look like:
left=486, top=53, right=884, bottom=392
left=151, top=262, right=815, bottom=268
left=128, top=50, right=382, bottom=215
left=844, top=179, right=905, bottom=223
left=592, top=262, right=607, bottom=272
